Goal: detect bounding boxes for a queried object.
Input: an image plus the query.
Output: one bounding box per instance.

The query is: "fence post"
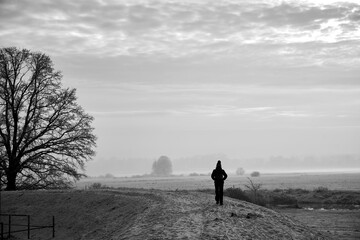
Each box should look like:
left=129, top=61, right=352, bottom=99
left=1, top=222, right=3, bottom=240
left=52, top=216, right=55, bottom=238
left=8, top=215, right=10, bottom=238
left=27, top=215, right=30, bottom=239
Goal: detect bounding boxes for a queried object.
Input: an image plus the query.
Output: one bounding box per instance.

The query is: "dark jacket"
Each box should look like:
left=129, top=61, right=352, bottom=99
left=211, top=168, right=227, bottom=182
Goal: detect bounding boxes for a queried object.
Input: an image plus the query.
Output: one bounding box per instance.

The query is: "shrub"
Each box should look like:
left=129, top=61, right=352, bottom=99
left=88, top=182, right=104, bottom=189
left=291, top=188, right=310, bottom=194
left=314, top=186, right=329, bottom=193
left=224, top=187, right=251, bottom=202
left=250, top=171, right=260, bottom=177
left=244, top=177, right=265, bottom=206
left=270, top=194, right=298, bottom=207
left=88, top=182, right=112, bottom=190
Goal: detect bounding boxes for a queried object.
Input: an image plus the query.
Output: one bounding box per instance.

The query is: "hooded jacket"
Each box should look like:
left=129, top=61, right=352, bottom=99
left=211, top=161, right=227, bottom=182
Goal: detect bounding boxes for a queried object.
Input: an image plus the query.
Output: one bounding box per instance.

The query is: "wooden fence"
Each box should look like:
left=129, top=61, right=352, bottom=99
left=0, top=214, right=55, bottom=239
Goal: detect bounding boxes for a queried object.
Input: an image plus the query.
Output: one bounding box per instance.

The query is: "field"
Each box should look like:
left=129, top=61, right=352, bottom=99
left=2, top=172, right=359, bottom=239
left=77, top=172, right=360, bottom=191
left=76, top=172, right=360, bottom=239
left=279, top=208, right=360, bottom=240
left=2, top=189, right=332, bottom=240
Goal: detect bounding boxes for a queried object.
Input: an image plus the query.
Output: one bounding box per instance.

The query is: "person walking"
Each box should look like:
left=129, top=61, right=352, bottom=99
left=211, top=160, right=227, bottom=205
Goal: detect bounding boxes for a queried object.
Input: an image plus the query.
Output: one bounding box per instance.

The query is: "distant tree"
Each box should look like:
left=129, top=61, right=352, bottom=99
left=152, top=155, right=172, bottom=176
left=0, top=47, right=96, bottom=190
left=104, top=173, right=115, bottom=178
left=250, top=171, right=260, bottom=177
left=236, top=167, right=245, bottom=175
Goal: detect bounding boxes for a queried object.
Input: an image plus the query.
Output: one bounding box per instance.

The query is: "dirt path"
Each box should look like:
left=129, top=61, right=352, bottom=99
left=121, top=190, right=331, bottom=240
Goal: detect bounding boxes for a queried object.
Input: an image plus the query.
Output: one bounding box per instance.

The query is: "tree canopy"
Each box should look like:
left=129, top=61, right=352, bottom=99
left=152, top=155, right=172, bottom=176
left=0, top=47, right=96, bottom=190
left=236, top=167, right=245, bottom=175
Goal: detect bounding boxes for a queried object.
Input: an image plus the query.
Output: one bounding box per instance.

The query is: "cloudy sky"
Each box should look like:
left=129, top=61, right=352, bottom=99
left=1, top=0, right=359, bottom=175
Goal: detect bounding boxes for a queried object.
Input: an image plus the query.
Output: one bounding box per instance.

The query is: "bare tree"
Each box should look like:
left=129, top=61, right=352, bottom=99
left=244, top=177, right=263, bottom=204
left=0, top=47, right=96, bottom=190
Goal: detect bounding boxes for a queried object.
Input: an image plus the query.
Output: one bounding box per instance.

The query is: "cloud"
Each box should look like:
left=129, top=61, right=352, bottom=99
left=173, top=105, right=275, bottom=117
left=89, top=109, right=171, bottom=117
left=79, top=82, right=360, bottom=129
left=1, top=0, right=359, bottom=65
left=2, top=0, right=358, bottom=161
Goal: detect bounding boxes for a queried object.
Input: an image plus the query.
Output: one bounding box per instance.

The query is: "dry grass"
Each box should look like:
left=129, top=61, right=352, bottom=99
left=1, top=190, right=152, bottom=240
left=1, top=189, right=332, bottom=240
left=77, top=172, right=360, bottom=191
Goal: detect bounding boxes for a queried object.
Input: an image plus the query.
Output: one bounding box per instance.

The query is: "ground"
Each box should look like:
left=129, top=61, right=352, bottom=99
left=278, top=208, right=360, bottom=240
left=1, top=188, right=332, bottom=240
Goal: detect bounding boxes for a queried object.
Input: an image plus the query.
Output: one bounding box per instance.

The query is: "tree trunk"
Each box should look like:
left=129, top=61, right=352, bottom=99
left=6, top=171, right=17, bottom=191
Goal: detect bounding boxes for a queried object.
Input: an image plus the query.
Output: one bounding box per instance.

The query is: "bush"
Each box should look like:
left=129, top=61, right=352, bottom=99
left=224, top=187, right=251, bottom=202
left=291, top=188, right=310, bottom=194
left=270, top=194, right=298, bottom=207
left=250, top=171, right=260, bottom=177
left=250, top=193, right=267, bottom=206
left=314, top=186, right=329, bottom=193
left=88, top=182, right=103, bottom=189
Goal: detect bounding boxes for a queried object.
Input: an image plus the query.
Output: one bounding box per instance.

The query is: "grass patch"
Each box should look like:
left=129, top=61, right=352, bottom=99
left=224, top=186, right=360, bottom=209
left=224, top=187, right=251, bottom=202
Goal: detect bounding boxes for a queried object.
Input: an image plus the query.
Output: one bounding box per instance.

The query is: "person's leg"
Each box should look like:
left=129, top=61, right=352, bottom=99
left=214, top=181, right=219, bottom=204
left=219, top=181, right=224, bottom=205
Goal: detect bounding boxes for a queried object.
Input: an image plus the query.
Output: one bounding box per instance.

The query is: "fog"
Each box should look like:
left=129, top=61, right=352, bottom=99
left=86, top=153, right=360, bottom=177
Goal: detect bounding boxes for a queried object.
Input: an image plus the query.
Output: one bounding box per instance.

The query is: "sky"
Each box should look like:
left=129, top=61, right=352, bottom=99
left=1, top=0, right=360, bottom=176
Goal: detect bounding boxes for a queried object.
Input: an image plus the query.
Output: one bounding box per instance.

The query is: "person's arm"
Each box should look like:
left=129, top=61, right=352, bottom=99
left=223, top=170, right=228, bottom=181
left=211, top=170, right=215, bottom=180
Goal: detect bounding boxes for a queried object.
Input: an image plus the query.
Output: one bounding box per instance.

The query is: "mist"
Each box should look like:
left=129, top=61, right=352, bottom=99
left=86, top=153, right=360, bottom=177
